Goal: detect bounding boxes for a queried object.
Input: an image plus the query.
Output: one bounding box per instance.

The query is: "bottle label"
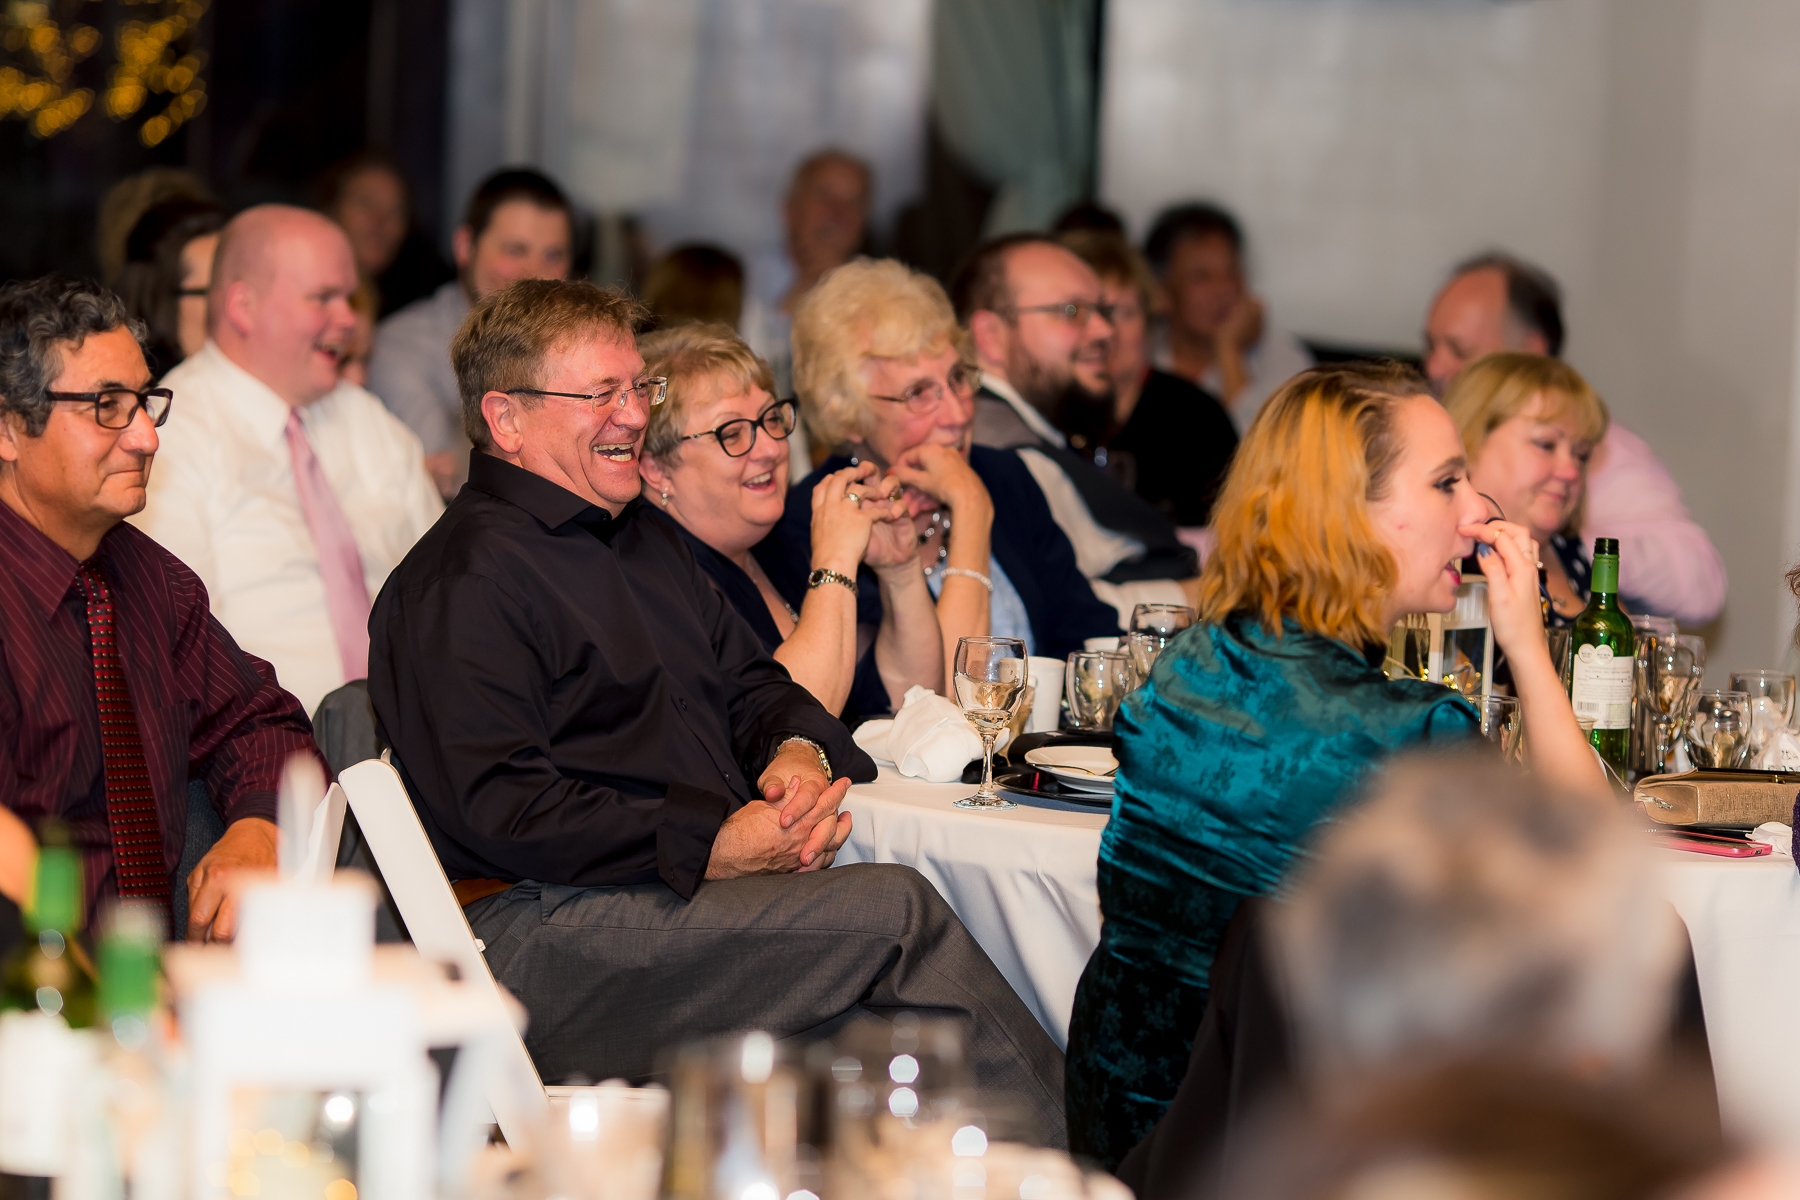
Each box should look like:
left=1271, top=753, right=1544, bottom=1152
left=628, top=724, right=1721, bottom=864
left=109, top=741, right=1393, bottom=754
left=1571, top=643, right=1633, bottom=730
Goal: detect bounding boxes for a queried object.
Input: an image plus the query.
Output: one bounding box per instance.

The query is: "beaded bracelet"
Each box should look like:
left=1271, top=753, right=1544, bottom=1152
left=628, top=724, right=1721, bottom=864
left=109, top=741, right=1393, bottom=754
left=939, top=567, right=993, bottom=592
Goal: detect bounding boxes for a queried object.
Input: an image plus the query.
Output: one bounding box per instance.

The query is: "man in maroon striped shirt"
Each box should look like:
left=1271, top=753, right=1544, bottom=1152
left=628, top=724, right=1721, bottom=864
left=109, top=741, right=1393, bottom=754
left=0, top=275, right=323, bottom=940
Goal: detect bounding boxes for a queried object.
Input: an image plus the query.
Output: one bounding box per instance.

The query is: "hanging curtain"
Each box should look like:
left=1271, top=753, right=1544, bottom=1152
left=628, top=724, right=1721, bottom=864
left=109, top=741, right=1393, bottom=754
left=931, top=0, right=1099, bottom=235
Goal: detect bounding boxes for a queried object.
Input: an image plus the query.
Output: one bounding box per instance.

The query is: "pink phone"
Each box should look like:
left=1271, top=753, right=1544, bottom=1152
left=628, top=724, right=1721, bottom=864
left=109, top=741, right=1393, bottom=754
left=1661, top=835, right=1772, bottom=858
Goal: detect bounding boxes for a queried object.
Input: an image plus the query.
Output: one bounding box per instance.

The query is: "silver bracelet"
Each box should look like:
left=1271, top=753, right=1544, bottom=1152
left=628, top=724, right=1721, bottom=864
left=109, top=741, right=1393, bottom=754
left=939, top=567, right=993, bottom=592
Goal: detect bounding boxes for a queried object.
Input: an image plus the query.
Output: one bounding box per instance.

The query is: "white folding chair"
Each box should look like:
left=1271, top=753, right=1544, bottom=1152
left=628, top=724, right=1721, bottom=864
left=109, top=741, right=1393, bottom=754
left=336, top=758, right=569, bottom=1147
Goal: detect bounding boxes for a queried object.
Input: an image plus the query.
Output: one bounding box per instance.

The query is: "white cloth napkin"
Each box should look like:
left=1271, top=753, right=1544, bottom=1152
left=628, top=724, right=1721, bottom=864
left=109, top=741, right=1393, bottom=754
left=854, top=686, right=1009, bottom=783
left=1749, top=822, right=1794, bottom=857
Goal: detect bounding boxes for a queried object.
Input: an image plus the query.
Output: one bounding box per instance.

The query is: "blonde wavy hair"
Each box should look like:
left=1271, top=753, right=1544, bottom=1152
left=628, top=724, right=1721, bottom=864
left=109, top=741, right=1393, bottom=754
left=791, top=257, right=969, bottom=449
left=1442, top=351, right=1609, bottom=463
left=1198, top=362, right=1430, bottom=646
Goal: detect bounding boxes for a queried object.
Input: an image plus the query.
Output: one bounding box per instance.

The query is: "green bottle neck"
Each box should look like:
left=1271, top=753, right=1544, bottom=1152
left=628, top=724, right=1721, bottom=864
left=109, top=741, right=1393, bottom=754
left=1589, top=554, right=1620, bottom=604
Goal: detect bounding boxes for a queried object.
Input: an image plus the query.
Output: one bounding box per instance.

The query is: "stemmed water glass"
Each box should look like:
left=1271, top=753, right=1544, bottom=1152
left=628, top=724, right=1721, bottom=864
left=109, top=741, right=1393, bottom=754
left=952, top=636, right=1028, bottom=810
left=1686, top=690, right=1752, bottom=769
left=1124, top=630, right=1169, bottom=688
left=1129, top=604, right=1196, bottom=638
left=1728, top=669, right=1796, bottom=768
left=1635, top=629, right=1699, bottom=776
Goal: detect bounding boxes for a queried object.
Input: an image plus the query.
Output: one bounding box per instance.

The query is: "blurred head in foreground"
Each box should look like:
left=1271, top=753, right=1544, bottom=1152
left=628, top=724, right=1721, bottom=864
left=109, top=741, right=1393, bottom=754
left=1272, top=751, right=1683, bottom=1088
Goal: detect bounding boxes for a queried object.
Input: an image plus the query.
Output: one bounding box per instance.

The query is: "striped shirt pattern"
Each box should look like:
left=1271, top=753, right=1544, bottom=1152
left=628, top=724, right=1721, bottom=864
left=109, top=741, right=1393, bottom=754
left=0, top=499, right=321, bottom=923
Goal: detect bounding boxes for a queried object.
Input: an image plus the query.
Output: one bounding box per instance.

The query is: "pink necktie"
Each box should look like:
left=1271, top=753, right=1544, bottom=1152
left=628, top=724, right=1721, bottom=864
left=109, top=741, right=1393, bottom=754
left=286, top=410, right=371, bottom=682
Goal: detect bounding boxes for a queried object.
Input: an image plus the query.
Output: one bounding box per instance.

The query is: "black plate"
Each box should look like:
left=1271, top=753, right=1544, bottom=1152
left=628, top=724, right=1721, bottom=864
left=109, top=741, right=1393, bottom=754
left=987, top=764, right=1115, bottom=807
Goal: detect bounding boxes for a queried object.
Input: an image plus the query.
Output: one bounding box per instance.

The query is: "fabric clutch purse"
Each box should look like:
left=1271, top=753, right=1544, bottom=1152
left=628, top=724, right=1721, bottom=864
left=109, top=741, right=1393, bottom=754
left=1634, top=769, right=1800, bottom=827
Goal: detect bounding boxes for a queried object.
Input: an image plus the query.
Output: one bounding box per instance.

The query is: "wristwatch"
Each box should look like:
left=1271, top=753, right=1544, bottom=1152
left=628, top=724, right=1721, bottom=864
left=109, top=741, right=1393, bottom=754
left=808, top=567, right=857, bottom=593
left=777, top=736, right=832, bottom=780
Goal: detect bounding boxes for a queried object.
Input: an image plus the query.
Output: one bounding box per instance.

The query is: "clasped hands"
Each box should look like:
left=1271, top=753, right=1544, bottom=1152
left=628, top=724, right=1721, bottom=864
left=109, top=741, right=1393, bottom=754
left=705, top=740, right=853, bottom=880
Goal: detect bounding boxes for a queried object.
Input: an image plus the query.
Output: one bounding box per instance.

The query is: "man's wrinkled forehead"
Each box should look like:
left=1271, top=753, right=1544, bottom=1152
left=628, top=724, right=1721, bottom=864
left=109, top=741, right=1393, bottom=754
left=538, top=325, right=643, bottom=386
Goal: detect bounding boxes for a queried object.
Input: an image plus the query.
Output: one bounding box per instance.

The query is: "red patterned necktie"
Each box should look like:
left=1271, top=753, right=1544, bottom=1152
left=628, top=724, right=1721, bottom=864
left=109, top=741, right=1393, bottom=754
left=77, top=562, right=171, bottom=909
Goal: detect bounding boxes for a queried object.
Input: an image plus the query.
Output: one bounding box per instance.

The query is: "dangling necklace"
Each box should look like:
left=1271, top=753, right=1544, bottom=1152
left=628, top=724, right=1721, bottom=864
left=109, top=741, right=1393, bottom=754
left=919, top=510, right=951, bottom=578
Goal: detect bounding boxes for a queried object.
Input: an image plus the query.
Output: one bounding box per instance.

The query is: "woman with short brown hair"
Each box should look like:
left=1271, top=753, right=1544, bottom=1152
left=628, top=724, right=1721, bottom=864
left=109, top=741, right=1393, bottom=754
left=1065, top=361, right=1603, bottom=1167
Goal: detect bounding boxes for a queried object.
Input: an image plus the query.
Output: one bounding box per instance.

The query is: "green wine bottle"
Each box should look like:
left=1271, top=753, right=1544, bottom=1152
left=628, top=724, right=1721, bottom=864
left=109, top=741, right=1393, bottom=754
left=0, top=828, right=96, bottom=1029
left=1568, top=537, right=1635, bottom=782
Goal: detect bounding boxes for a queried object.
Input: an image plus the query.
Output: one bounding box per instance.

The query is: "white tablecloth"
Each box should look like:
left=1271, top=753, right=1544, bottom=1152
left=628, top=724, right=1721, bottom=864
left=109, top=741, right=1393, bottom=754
left=839, top=771, right=1800, bottom=1152
left=1661, top=850, right=1800, bottom=1156
left=837, top=767, right=1109, bottom=1047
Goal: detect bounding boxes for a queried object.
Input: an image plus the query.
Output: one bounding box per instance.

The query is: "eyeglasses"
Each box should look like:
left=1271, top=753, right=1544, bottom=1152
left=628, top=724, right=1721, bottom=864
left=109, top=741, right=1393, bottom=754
left=868, top=363, right=979, bottom=415
left=507, top=376, right=669, bottom=411
left=679, top=398, right=799, bottom=457
left=46, top=387, right=174, bottom=430
left=1007, top=299, right=1114, bottom=326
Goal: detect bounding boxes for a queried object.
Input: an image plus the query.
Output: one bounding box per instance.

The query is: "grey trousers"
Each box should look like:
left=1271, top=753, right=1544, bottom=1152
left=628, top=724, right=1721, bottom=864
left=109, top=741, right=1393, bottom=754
left=467, top=862, right=1067, bottom=1148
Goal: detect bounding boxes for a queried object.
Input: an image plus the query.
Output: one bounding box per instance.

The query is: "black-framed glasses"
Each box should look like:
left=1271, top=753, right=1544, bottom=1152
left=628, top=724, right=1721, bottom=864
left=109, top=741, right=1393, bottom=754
left=868, top=363, right=979, bottom=416
left=507, top=376, right=669, bottom=411
left=1007, top=299, right=1114, bottom=326
left=46, top=387, right=173, bottom=430
left=679, top=398, right=798, bottom=457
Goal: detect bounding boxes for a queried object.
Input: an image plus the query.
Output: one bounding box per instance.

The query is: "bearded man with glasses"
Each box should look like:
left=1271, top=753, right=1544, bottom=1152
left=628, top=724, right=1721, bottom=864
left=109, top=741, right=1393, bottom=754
left=636, top=322, right=942, bottom=724
left=951, top=235, right=1201, bottom=625
left=0, top=275, right=324, bottom=942
left=367, top=279, right=1067, bottom=1142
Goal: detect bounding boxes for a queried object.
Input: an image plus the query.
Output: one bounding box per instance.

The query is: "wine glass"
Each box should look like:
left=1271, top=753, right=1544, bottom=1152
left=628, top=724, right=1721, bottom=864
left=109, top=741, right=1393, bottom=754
left=1686, top=690, right=1752, bottom=769
left=1065, top=650, right=1131, bottom=731
left=952, top=637, right=1027, bottom=810
left=1481, top=694, right=1521, bottom=761
left=1124, top=630, right=1169, bottom=688
left=1728, top=669, right=1796, bottom=768
left=1128, top=604, right=1196, bottom=639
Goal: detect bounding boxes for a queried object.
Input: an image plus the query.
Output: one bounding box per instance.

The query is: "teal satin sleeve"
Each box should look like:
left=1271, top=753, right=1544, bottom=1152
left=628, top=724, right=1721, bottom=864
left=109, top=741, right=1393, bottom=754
left=1097, top=614, right=1480, bottom=988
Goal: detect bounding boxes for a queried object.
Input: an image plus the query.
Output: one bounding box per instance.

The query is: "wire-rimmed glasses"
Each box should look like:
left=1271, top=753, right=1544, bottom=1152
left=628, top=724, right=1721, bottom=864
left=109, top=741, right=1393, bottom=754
left=868, top=363, right=979, bottom=416
left=46, top=387, right=173, bottom=429
left=676, top=398, right=798, bottom=457
left=1007, top=299, right=1115, bottom=326
left=953, top=636, right=1028, bottom=810
left=507, top=375, right=668, bottom=411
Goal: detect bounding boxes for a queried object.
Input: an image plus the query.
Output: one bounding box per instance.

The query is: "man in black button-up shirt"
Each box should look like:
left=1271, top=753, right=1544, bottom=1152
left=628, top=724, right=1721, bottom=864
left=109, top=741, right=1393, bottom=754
left=369, top=279, right=1065, bottom=1144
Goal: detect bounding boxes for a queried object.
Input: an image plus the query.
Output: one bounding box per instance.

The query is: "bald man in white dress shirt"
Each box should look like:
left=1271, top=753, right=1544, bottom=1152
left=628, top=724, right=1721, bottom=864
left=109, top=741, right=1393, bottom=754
left=134, top=205, right=441, bottom=713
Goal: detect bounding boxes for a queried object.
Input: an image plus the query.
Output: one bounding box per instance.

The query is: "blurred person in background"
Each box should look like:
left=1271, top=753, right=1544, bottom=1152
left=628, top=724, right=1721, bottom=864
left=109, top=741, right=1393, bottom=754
left=316, top=152, right=454, bottom=317
left=1423, top=252, right=1726, bottom=624
left=742, top=150, right=873, bottom=398
left=770, top=258, right=1118, bottom=687
left=642, top=244, right=745, bottom=331
left=0, top=274, right=323, bottom=942
left=339, top=283, right=379, bottom=389
left=1145, top=202, right=1314, bottom=435
left=95, top=166, right=213, bottom=286
left=133, top=206, right=441, bottom=715
left=1444, top=352, right=1609, bottom=626
left=637, top=323, right=940, bottom=722
left=114, top=195, right=225, bottom=379
left=1060, top=229, right=1239, bottom=528
left=368, top=168, right=574, bottom=499
left=1064, top=362, right=1607, bottom=1167
left=953, top=233, right=1200, bottom=625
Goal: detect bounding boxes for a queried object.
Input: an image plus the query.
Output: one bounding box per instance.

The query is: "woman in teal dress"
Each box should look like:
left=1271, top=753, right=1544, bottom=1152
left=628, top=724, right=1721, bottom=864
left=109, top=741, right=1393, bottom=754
left=1064, top=362, right=1608, bottom=1165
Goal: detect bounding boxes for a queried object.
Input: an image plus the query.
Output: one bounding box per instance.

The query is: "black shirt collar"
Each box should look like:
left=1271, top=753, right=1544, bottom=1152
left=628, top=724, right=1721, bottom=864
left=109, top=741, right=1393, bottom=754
left=464, top=450, right=637, bottom=543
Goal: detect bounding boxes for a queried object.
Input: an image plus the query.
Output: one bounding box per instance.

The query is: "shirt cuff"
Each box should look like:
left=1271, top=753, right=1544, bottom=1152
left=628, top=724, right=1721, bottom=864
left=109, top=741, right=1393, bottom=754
left=220, top=787, right=279, bottom=829
left=657, top=783, right=732, bottom=899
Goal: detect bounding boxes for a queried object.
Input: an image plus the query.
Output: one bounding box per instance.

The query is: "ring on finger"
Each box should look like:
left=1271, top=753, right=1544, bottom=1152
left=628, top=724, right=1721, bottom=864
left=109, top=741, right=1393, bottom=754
left=845, top=491, right=861, bottom=503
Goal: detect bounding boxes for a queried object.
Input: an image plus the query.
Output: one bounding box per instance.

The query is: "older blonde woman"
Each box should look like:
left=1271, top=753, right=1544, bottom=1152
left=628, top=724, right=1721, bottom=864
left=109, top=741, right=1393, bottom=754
left=1443, top=352, right=1609, bottom=625
left=637, top=323, right=941, bottom=720
left=1066, top=361, right=1605, bottom=1167
left=756, top=259, right=1119, bottom=686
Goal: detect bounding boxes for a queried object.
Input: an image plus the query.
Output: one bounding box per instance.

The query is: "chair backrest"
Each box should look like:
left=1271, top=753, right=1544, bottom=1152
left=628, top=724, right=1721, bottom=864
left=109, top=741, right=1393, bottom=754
left=335, top=758, right=552, bottom=1145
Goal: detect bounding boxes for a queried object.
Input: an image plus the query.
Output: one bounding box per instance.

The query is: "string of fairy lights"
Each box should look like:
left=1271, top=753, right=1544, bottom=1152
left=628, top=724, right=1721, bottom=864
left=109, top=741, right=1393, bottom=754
left=1, top=0, right=208, bottom=145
